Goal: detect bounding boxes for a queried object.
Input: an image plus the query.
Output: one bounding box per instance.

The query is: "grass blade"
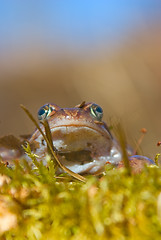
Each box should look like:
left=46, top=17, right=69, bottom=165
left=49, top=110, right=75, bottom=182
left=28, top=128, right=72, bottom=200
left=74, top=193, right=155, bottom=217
left=20, top=104, right=86, bottom=182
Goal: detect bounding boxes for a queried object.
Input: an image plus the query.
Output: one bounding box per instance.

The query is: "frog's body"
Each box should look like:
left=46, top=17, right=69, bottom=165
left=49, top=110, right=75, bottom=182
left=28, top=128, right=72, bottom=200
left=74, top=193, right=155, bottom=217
left=29, top=102, right=122, bottom=174
left=0, top=102, right=156, bottom=174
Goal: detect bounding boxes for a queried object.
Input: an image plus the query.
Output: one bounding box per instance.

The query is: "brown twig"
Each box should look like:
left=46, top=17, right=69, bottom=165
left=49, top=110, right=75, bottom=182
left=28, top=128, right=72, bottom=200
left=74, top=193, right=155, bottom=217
left=133, top=128, right=147, bottom=155
left=115, top=122, right=131, bottom=176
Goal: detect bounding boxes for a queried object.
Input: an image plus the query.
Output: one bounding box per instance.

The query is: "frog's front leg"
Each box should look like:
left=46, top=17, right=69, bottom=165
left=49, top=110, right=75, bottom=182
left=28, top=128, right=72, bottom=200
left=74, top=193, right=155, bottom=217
left=0, top=135, right=25, bottom=165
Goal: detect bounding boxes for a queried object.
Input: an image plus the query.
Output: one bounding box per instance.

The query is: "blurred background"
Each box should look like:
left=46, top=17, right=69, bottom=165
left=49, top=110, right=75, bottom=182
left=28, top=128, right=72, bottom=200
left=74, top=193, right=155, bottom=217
left=0, top=0, right=161, bottom=160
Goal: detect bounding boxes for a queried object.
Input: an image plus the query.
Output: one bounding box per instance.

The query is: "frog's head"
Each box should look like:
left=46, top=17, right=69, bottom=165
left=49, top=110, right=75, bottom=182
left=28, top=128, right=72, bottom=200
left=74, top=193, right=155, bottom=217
left=29, top=102, right=121, bottom=174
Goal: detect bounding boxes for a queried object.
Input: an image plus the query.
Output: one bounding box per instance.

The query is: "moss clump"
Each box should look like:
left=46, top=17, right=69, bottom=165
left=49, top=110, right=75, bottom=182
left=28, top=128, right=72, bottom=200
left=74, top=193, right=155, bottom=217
left=0, top=156, right=161, bottom=240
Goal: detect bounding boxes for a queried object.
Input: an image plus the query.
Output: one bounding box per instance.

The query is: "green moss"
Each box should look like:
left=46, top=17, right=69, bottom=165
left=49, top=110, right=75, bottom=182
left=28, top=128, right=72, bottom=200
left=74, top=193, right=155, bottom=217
left=0, top=155, right=160, bottom=240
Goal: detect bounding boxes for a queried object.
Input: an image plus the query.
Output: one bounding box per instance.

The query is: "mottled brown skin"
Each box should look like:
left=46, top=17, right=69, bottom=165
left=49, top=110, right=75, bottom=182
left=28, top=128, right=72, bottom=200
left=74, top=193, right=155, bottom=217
left=117, top=155, right=156, bottom=173
left=29, top=102, right=122, bottom=174
left=30, top=102, right=113, bottom=144
left=0, top=135, right=23, bottom=163
left=0, top=102, right=156, bottom=174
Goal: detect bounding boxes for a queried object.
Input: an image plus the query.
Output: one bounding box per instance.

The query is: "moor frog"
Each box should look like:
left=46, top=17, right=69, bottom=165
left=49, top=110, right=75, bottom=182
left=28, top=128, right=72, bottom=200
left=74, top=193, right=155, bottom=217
left=0, top=102, right=156, bottom=174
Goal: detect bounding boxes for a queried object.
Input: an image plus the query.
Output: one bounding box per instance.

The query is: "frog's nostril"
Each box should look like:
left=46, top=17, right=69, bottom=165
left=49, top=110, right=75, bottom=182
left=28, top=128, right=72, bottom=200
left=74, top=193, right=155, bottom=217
left=87, top=142, right=91, bottom=147
left=41, top=139, right=45, bottom=146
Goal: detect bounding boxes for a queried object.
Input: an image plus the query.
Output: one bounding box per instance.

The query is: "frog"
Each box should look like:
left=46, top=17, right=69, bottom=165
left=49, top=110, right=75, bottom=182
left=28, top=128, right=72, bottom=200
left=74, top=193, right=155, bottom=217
left=0, top=102, right=156, bottom=175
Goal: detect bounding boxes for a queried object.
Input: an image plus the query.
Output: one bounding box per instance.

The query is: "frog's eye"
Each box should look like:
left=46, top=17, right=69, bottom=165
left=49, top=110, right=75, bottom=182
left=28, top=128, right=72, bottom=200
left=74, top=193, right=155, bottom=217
left=90, top=104, right=103, bottom=121
left=37, top=104, right=54, bottom=121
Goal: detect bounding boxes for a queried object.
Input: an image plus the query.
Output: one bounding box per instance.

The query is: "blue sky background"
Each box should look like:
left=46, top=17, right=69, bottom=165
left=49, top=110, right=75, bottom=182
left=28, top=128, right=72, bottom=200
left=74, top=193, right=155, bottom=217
left=0, top=0, right=161, bottom=54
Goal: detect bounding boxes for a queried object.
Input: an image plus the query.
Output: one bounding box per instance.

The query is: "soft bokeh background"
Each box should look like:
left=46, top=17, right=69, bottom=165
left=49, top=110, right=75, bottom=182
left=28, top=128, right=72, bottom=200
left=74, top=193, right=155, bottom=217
left=0, top=0, right=161, bottom=160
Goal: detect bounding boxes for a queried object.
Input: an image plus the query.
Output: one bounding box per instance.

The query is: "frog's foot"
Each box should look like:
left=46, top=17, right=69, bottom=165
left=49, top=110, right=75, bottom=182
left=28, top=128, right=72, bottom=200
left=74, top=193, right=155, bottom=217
left=117, top=155, right=156, bottom=173
left=0, top=135, right=25, bottom=165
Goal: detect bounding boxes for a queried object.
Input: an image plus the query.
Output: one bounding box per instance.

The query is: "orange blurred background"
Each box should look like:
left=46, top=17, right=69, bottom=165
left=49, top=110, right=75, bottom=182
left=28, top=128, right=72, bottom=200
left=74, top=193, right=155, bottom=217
left=0, top=1, right=161, bottom=160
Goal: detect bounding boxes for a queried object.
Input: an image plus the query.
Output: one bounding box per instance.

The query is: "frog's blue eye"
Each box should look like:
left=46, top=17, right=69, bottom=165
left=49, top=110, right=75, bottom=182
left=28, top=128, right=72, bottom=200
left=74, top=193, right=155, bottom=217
left=90, top=104, right=103, bottom=121
left=38, top=104, right=53, bottom=121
